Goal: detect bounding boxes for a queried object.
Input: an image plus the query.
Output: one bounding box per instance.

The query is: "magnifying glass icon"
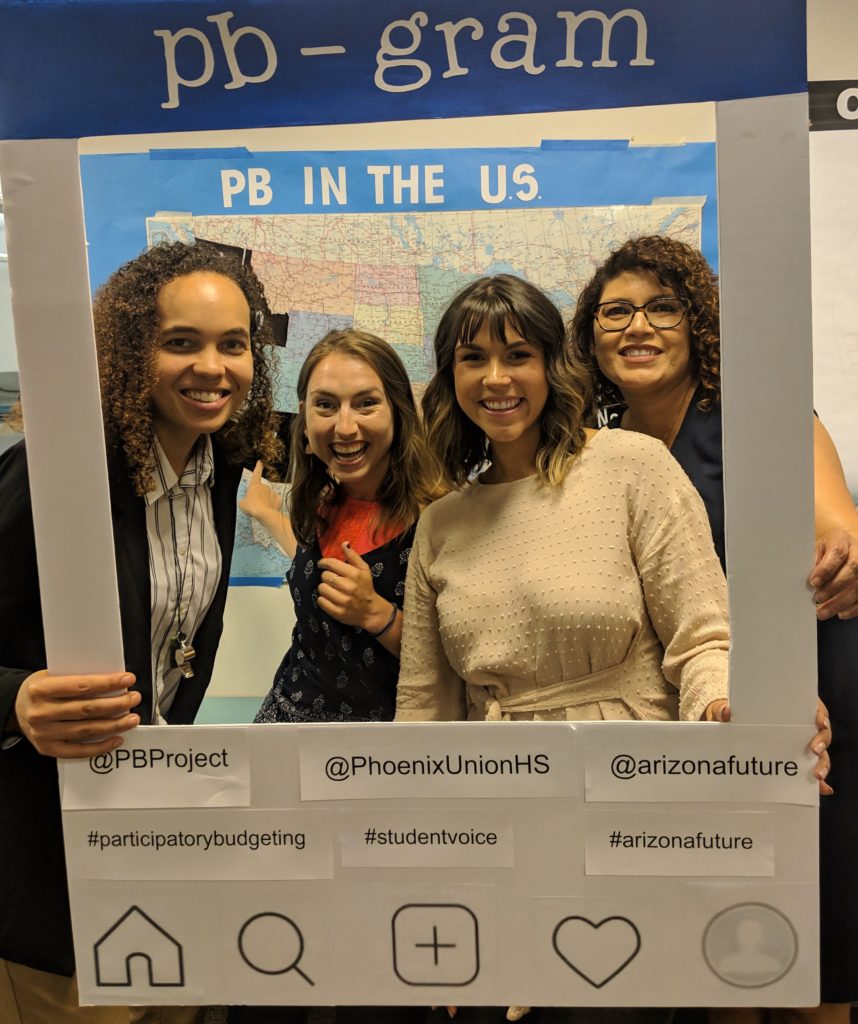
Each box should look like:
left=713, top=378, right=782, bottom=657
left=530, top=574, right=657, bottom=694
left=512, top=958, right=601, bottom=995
left=238, top=912, right=315, bottom=985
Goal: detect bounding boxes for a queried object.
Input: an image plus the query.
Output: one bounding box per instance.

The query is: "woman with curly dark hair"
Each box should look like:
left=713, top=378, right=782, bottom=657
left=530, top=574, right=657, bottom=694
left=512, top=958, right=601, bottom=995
left=570, top=235, right=856, bottom=1024
left=570, top=234, right=720, bottom=423
left=0, top=241, right=281, bottom=1024
left=94, top=240, right=282, bottom=491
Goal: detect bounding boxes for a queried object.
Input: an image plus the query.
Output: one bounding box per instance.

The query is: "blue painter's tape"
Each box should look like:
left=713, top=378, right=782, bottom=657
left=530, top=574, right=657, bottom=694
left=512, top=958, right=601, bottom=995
left=150, top=148, right=254, bottom=160
left=228, top=576, right=285, bottom=588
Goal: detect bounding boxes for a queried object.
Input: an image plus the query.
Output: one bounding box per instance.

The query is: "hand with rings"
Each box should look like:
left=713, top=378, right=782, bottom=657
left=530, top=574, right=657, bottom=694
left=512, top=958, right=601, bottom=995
left=317, top=541, right=393, bottom=633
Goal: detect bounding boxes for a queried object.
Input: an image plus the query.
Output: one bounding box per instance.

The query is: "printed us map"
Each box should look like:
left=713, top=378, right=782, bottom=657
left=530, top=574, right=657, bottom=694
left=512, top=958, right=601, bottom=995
left=148, top=204, right=701, bottom=411
left=146, top=204, right=701, bottom=581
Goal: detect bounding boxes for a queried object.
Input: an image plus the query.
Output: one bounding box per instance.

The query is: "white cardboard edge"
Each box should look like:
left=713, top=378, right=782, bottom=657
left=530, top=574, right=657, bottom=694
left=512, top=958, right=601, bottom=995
left=0, top=139, right=123, bottom=674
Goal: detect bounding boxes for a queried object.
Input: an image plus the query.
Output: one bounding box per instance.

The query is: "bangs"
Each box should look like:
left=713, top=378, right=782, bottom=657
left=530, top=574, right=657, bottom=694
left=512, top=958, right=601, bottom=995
left=452, top=290, right=527, bottom=348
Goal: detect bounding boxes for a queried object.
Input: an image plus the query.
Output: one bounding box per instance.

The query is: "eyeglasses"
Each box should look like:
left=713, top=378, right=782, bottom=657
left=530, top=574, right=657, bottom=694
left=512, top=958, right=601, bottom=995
left=593, top=298, right=686, bottom=332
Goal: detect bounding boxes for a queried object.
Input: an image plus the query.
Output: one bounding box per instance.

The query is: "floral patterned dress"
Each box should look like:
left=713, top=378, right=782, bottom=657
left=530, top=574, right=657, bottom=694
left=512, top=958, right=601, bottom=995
left=255, top=525, right=416, bottom=723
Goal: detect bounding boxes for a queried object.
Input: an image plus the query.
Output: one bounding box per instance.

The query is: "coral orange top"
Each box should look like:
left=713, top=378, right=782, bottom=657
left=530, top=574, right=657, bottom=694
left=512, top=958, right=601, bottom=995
left=319, top=496, right=404, bottom=558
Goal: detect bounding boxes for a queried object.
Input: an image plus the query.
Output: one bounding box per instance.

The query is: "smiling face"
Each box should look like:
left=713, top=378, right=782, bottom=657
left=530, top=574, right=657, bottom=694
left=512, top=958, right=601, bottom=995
left=593, top=269, right=693, bottom=399
left=150, top=271, right=253, bottom=472
left=453, top=319, right=549, bottom=477
left=303, top=353, right=395, bottom=500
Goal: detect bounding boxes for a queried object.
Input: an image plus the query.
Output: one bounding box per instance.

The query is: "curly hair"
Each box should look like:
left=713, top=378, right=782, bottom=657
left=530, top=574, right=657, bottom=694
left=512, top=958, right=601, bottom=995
left=93, top=241, right=283, bottom=495
left=422, top=274, right=592, bottom=488
left=288, top=329, right=446, bottom=546
left=567, top=235, right=721, bottom=415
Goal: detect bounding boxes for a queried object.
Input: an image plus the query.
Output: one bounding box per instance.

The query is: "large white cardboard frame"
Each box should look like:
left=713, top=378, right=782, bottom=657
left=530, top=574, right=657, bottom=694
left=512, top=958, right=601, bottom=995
left=0, top=97, right=816, bottom=716
left=0, top=40, right=817, bottom=1012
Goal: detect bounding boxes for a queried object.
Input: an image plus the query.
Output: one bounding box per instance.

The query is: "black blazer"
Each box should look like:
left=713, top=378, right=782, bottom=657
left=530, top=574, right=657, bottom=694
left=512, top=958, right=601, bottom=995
left=0, top=439, right=242, bottom=975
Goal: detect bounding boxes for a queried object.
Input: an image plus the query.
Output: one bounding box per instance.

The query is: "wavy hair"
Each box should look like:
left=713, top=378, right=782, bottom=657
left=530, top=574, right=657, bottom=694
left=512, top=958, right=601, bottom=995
left=93, top=241, right=283, bottom=495
left=422, top=274, right=592, bottom=487
left=288, top=330, right=445, bottom=546
left=568, top=235, right=721, bottom=415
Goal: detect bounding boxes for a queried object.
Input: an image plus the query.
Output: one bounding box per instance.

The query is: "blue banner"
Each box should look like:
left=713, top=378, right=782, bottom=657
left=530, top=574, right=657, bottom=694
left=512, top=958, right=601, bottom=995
left=80, top=139, right=715, bottom=426
left=1, top=0, right=805, bottom=140
left=81, top=142, right=717, bottom=288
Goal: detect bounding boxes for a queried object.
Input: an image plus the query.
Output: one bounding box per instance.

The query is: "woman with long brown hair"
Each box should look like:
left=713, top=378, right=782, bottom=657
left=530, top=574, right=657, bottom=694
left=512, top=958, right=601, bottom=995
left=395, top=273, right=830, bottom=1024
left=398, top=273, right=732, bottom=730
left=235, top=329, right=442, bottom=1024
left=241, top=328, right=443, bottom=725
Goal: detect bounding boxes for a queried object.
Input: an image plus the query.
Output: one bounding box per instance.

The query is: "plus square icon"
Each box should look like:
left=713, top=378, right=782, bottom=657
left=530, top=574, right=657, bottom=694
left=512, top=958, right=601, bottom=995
left=392, top=904, right=479, bottom=986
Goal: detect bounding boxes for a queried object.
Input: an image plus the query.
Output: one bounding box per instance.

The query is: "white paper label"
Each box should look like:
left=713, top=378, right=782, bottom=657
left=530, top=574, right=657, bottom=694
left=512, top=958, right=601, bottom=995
left=60, top=726, right=250, bottom=809
left=583, top=724, right=816, bottom=806
left=338, top=807, right=515, bottom=868
left=299, top=723, right=577, bottom=801
left=585, top=809, right=775, bottom=876
left=63, top=809, right=332, bottom=879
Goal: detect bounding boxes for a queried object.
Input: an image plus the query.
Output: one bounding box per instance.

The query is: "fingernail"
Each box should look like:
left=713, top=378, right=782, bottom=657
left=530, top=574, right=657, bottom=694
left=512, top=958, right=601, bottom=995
left=814, top=741, right=826, bottom=754
left=818, top=766, right=829, bottom=780
left=824, top=717, right=831, bottom=729
left=818, top=607, right=832, bottom=620
left=121, top=673, right=134, bottom=686
left=810, top=576, right=821, bottom=588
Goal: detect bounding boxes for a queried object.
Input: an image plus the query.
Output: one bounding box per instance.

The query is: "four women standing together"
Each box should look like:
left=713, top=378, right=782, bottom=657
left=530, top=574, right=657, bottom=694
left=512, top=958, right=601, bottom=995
left=2, top=234, right=851, bottom=1022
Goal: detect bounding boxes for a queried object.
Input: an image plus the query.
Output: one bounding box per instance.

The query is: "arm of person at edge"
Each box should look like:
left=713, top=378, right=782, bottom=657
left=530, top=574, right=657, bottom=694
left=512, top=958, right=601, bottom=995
left=0, top=444, right=142, bottom=760
left=317, top=542, right=403, bottom=658
left=810, top=417, right=858, bottom=620
left=621, top=438, right=832, bottom=794
left=702, top=696, right=831, bottom=796
left=239, top=459, right=298, bottom=559
left=395, top=520, right=467, bottom=721
left=5, top=670, right=141, bottom=760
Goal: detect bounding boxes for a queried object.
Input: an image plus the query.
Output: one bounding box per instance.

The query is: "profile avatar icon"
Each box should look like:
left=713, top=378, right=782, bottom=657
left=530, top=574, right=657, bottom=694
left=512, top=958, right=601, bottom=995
left=703, top=904, right=797, bottom=988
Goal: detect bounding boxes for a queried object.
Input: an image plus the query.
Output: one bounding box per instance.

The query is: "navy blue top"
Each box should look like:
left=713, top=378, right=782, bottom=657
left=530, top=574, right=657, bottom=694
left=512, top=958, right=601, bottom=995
left=255, top=525, right=415, bottom=723
left=608, top=388, right=858, bottom=1002
left=606, top=389, right=725, bottom=567
left=668, top=390, right=726, bottom=570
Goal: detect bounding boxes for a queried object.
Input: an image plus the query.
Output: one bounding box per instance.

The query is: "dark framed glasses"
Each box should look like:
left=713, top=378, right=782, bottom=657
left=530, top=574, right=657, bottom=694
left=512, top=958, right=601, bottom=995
left=594, top=297, right=686, bottom=332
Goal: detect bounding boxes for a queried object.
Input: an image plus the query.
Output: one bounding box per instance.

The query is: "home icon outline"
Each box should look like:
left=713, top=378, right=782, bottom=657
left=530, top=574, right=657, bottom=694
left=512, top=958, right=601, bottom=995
left=94, top=905, right=185, bottom=987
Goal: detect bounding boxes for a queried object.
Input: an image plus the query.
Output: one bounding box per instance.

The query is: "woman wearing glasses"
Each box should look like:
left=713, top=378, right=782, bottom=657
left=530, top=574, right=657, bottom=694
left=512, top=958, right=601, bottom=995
left=569, top=234, right=858, bottom=1024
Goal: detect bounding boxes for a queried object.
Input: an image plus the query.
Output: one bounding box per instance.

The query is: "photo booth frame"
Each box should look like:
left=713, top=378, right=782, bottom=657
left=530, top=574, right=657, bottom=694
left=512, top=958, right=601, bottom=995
left=0, top=0, right=819, bottom=1007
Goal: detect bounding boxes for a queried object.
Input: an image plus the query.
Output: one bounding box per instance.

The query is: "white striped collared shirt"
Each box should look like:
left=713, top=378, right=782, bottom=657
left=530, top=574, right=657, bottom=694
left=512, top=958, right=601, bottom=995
left=144, top=436, right=222, bottom=722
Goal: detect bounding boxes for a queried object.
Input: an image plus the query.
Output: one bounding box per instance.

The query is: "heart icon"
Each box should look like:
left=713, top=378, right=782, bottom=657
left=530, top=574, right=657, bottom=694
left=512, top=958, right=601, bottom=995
left=552, top=916, right=641, bottom=988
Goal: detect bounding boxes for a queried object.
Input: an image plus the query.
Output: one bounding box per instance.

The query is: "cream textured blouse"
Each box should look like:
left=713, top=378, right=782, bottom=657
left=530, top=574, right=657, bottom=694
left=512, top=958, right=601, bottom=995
left=396, top=429, right=729, bottom=724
